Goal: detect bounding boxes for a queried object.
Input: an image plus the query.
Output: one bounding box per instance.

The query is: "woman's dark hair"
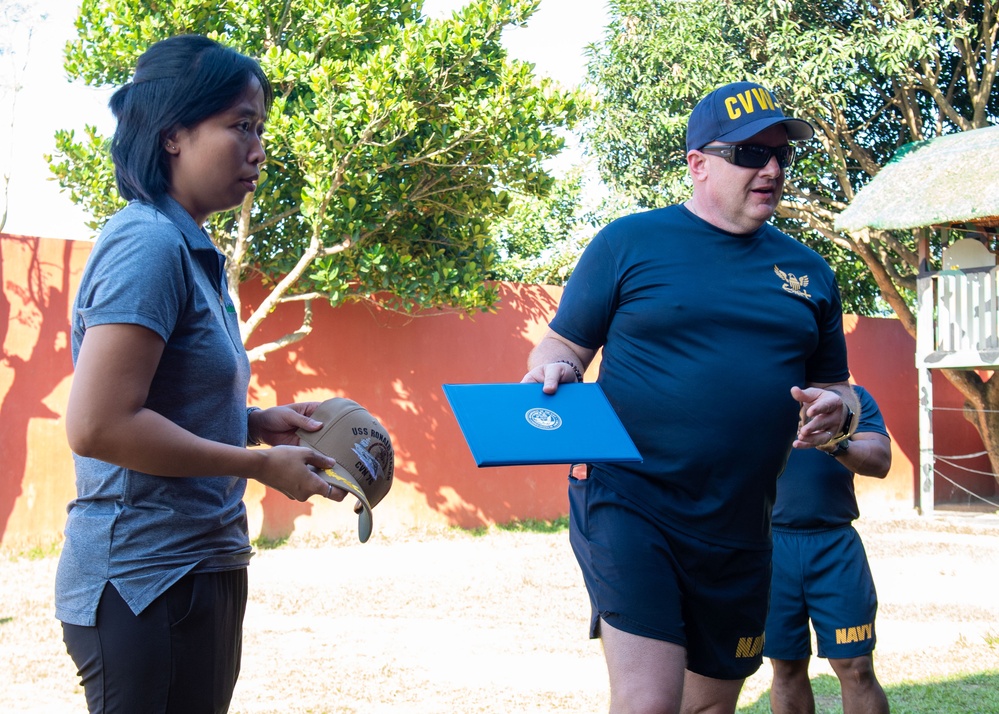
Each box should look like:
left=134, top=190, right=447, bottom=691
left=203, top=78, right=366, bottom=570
left=109, top=34, right=273, bottom=203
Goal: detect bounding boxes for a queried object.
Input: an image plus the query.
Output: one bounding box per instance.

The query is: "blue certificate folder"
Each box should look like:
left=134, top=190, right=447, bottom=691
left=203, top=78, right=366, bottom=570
left=442, top=382, right=642, bottom=467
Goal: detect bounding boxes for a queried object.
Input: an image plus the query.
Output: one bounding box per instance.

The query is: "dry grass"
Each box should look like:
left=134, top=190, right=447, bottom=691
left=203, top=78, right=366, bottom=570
left=2, top=511, right=998, bottom=713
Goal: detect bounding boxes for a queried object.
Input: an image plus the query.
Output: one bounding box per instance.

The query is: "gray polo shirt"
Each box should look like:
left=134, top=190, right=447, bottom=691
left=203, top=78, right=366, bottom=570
left=56, top=197, right=253, bottom=626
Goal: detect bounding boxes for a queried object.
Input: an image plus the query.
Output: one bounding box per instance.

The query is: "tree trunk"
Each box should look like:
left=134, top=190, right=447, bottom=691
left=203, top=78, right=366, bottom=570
left=938, top=368, right=999, bottom=487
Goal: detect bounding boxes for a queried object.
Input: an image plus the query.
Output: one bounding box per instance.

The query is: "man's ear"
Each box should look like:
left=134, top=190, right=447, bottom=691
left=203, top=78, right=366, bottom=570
left=687, top=150, right=708, bottom=182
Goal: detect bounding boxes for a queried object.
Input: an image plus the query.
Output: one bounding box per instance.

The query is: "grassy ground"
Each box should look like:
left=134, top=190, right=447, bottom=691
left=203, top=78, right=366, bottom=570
left=2, top=511, right=997, bottom=713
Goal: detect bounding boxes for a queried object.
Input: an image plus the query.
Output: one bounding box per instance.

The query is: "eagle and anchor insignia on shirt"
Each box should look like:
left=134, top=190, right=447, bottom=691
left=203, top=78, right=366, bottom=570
left=774, top=264, right=811, bottom=299
left=525, top=407, right=563, bottom=431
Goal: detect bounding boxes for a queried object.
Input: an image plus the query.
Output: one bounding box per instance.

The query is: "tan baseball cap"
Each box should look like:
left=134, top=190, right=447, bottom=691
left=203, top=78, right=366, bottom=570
left=297, top=398, right=395, bottom=543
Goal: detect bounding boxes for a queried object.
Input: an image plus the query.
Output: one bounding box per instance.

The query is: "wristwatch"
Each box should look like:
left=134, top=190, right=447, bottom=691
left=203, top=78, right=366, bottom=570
left=830, top=405, right=855, bottom=442
left=246, top=406, right=262, bottom=446
left=827, top=438, right=851, bottom=457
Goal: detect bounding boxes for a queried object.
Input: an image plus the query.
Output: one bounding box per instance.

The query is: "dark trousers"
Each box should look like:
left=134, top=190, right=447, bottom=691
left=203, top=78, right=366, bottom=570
left=62, top=569, right=248, bottom=714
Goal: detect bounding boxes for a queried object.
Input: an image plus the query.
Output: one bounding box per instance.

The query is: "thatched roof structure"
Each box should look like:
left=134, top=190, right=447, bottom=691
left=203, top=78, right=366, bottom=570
left=835, top=125, right=999, bottom=233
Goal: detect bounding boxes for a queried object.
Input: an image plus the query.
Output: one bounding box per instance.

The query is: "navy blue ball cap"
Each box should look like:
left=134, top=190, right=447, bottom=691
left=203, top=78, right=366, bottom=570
left=686, top=81, right=814, bottom=152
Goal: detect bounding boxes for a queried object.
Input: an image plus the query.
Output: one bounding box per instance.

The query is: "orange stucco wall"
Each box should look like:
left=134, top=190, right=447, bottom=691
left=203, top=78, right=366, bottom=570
left=1, top=233, right=992, bottom=550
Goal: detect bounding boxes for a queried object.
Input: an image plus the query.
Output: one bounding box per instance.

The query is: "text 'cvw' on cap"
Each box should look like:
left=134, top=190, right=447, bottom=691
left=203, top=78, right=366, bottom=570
left=686, top=81, right=815, bottom=152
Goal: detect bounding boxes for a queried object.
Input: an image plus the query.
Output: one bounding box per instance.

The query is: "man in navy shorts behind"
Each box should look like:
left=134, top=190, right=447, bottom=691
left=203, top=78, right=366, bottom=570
left=765, top=385, right=892, bottom=713
left=522, top=80, right=860, bottom=713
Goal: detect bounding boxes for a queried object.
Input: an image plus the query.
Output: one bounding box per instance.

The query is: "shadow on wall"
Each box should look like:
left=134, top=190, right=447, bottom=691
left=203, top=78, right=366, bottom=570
left=0, top=229, right=575, bottom=549
left=0, top=236, right=83, bottom=545
left=245, top=281, right=566, bottom=540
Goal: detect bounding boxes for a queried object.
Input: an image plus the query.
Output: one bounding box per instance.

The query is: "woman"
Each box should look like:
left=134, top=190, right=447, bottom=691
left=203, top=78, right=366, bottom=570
left=56, top=34, right=345, bottom=713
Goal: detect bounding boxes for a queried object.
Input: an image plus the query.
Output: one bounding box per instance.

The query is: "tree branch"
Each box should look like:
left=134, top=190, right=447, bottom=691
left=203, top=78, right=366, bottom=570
left=244, top=297, right=313, bottom=363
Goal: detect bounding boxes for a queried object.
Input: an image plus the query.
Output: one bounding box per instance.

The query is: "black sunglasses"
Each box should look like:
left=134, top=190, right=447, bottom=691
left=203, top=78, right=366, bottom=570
left=698, top=143, right=797, bottom=170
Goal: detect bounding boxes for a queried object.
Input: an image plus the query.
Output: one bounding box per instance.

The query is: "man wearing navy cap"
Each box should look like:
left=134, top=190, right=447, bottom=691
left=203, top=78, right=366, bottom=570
left=522, top=81, right=859, bottom=713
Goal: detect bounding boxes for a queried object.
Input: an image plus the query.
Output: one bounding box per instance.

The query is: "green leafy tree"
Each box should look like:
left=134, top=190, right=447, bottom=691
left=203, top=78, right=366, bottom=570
left=489, top=162, right=635, bottom=285
left=47, top=0, right=583, bottom=360
left=587, top=0, right=999, bottom=473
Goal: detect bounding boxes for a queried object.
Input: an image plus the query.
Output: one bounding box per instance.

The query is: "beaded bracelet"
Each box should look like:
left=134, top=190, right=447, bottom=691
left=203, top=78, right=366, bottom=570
left=555, top=359, right=583, bottom=383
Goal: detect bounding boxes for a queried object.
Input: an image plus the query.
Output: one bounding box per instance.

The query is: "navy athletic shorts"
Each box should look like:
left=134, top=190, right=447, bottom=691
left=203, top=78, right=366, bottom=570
left=763, top=524, right=879, bottom=660
left=568, top=473, right=771, bottom=680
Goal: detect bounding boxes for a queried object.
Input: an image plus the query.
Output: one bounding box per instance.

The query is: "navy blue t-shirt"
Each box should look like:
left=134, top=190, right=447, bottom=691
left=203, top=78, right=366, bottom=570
left=550, top=204, right=850, bottom=549
left=772, top=386, right=888, bottom=529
